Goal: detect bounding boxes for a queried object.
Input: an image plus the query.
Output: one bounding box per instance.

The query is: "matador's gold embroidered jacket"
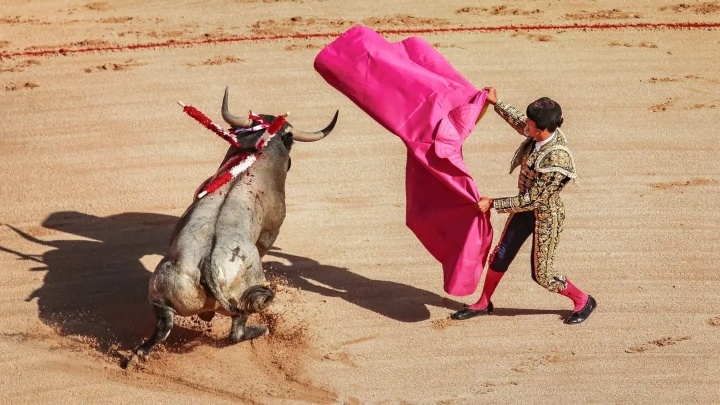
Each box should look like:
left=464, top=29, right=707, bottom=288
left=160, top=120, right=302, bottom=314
left=490, top=100, right=577, bottom=214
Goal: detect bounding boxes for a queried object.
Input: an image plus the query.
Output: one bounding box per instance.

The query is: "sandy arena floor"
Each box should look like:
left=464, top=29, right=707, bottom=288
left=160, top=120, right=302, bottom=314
left=1, top=1, right=719, bottom=404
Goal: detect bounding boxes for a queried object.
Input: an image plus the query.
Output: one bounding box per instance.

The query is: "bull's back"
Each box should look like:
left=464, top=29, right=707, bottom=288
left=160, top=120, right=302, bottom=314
left=170, top=193, right=226, bottom=267
left=148, top=161, right=287, bottom=313
left=210, top=175, right=274, bottom=288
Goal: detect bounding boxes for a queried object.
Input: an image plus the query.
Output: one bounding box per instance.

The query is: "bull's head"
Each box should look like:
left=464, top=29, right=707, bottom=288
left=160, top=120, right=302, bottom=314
left=221, top=87, right=338, bottom=151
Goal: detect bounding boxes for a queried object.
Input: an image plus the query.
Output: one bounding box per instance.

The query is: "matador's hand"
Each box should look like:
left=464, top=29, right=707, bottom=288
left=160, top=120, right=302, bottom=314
left=475, top=197, right=493, bottom=213
left=483, top=87, right=498, bottom=105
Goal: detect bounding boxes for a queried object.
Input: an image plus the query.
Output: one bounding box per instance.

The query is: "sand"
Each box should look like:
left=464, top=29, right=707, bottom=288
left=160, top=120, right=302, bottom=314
left=1, top=1, right=719, bottom=404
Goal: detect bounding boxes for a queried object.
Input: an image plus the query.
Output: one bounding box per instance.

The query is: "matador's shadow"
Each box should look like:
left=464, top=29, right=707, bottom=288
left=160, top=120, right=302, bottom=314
left=264, top=250, right=569, bottom=321
left=3, top=211, right=203, bottom=360
left=263, top=250, right=464, bottom=322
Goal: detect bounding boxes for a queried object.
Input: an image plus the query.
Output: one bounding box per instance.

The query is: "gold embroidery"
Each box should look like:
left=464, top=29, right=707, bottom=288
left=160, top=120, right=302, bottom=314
left=536, top=145, right=577, bottom=179
left=494, top=99, right=527, bottom=135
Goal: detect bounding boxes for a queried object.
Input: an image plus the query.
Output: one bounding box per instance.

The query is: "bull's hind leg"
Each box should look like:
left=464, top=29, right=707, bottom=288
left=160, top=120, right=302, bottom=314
left=126, top=305, right=175, bottom=368
left=229, top=313, right=267, bottom=343
left=256, top=229, right=280, bottom=258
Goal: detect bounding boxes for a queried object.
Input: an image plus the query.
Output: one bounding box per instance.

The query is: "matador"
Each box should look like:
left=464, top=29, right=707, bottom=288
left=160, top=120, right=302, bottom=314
left=452, top=88, right=597, bottom=324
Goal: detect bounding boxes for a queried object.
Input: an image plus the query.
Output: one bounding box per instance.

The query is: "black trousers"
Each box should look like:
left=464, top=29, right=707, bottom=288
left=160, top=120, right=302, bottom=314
left=488, top=209, right=569, bottom=292
left=488, top=211, right=539, bottom=282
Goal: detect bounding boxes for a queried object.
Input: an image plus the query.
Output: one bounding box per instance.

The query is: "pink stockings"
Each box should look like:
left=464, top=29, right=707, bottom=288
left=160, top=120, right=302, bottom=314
left=558, top=279, right=589, bottom=312
left=468, top=269, right=504, bottom=310
left=469, top=270, right=588, bottom=313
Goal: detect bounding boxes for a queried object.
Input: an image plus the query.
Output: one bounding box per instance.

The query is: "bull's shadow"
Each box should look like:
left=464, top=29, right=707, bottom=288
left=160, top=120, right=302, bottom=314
left=264, top=250, right=465, bottom=322
left=4, top=211, right=197, bottom=359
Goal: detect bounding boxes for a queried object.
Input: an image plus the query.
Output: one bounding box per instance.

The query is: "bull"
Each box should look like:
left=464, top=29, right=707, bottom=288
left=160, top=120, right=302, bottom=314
left=127, top=87, right=338, bottom=367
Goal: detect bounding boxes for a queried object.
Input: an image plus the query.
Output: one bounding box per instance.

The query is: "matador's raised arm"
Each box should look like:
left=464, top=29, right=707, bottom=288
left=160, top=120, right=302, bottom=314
left=494, top=99, right=527, bottom=136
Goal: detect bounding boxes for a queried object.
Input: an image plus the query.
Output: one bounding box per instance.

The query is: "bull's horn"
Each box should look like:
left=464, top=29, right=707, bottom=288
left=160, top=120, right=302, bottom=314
left=290, top=110, right=339, bottom=142
left=221, top=86, right=252, bottom=128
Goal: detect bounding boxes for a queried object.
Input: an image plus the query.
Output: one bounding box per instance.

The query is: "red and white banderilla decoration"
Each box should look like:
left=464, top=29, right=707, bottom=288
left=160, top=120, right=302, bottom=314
left=177, top=100, right=287, bottom=199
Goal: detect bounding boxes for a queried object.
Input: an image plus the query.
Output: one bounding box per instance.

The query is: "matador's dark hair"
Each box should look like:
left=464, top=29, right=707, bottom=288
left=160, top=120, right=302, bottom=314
left=526, top=97, right=563, bottom=132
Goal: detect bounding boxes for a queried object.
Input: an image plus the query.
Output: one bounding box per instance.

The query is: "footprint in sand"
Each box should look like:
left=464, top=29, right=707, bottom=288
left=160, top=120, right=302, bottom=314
left=5, top=82, right=40, bottom=91
left=474, top=380, right=520, bottom=395
left=1, top=59, right=42, bottom=73
left=285, top=43, right=322, bottom=51
left=250, top=16, right=352, bottom=36
left=565, top=9, right=643, bottom=20
left=643, top=74, right=718, bottom=84
left=649, top=97, right=676, bottom=112
left=83, top=59, right=145, bottom=73
left=188, top=56, right=244, bottom=67
left=0, top=16, right=43, bottom=25
left=660, top=3, right=720, bottom=15
left=609, top=41, right=658, bottom=48
left=488, top=5, right=542, bottom=15
left=511, top=354, right=563, bottom=373
left=707, top=317, right=720, bottom=327
left=431, top=42, right=465, bottom=49
left=72, top=39, right=112, bottom=48
left=455, top=6, right=542, bottom=16
left=625, top=336, right=691, bottom=353
left=644, top=76, right=680, bottom=83
left=362, top=14, right=451, bottom=28
left=511, top=33, right=553, bottom=42
left=99, top=16, right=133, bottom=23
left=687, top=100, right=720, bottom=110
left=528, top=34, right=553, bottom=42
left=648, top=178, right=719, bottom=190
left=643, top=75, right=719, bottom=111
left=86, top=2, right=112, bottom=11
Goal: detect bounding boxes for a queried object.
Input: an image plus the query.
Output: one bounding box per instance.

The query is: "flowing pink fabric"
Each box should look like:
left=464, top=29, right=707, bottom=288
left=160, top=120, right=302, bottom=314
left=314, top=25, right=493, bottom=296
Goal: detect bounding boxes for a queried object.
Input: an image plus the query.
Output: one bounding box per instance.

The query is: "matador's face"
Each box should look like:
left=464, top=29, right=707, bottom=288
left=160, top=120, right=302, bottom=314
left=524, top=119, right=541, bottom=139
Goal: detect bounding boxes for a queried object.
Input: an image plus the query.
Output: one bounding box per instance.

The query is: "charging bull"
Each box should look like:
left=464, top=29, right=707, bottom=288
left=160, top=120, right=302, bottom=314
left=127, top=87, right=338, bottom=367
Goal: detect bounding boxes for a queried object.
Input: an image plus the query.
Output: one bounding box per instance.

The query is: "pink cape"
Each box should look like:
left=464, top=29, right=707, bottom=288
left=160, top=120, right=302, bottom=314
left=314, top=25, right=493, bottom=296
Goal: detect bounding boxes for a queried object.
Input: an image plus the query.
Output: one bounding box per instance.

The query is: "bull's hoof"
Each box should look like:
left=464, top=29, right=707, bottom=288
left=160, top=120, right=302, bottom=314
left=231, top=325, right=268, bottom=343
left=124, top=352, right=147, bottom=370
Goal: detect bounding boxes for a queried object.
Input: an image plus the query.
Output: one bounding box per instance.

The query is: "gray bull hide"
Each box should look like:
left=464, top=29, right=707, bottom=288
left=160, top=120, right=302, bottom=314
left=127, top=88, right=338, bottom=367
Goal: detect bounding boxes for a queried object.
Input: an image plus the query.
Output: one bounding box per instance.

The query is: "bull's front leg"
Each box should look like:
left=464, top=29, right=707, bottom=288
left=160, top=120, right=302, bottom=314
left=229, top=313, right=267, bottom=342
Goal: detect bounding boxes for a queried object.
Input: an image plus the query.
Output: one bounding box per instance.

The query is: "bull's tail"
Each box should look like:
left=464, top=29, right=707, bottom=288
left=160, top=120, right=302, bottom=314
left=238, top=285, right=275, bottom=314
left=201, top=262, right=240, bottom=314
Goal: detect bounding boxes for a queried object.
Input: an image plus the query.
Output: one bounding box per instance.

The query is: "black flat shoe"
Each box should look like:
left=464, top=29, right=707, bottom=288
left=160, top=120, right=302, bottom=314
left=565, top=295, right=597, bottom=324
left=451, top=302, right=494, bottom=320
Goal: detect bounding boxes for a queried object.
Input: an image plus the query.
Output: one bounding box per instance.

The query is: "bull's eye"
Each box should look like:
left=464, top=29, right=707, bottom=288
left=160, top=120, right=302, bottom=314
left=287, top=157, right=292, bottom=171
left=282, top=134, right=294, bottom=150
